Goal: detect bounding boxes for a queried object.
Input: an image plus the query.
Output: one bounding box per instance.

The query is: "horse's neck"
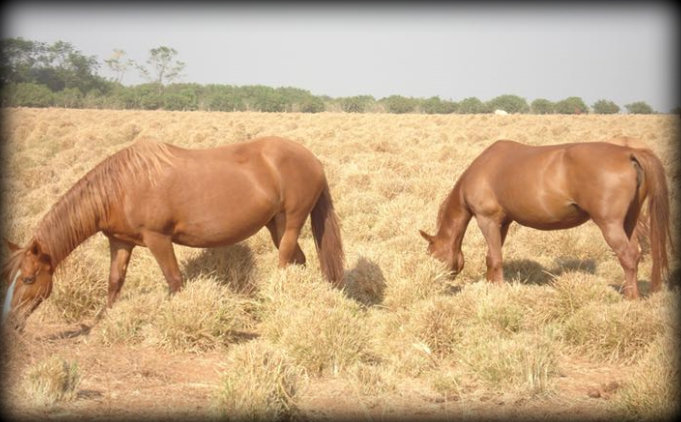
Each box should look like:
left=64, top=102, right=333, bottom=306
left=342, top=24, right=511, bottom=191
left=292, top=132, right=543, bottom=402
left=437, top=184, right=471, bottom=245
left=33, top=184, right=105, bottom=267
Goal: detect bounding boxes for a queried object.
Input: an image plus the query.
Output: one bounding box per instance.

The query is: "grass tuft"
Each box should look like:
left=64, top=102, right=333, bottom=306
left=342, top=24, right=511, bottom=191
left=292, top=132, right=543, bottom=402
left=23, top=356, right=80, bottom=406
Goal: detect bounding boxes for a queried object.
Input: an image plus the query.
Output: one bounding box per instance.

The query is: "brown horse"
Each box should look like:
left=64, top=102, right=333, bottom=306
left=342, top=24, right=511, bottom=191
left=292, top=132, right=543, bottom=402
left=3, top=136, right=344, bottom=327
left=420, top=139, right=671, bottom=299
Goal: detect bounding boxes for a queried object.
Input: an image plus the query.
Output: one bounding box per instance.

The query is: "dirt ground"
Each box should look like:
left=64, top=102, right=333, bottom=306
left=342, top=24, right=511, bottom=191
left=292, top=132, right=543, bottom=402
left=2, top=318, right=627, bottom=422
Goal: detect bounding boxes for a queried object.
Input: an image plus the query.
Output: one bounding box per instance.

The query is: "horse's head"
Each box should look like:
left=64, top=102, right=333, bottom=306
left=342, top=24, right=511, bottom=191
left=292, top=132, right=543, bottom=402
left=419, top=230, right=464, bottom=275
left=3, top=239, right=54, bottom=329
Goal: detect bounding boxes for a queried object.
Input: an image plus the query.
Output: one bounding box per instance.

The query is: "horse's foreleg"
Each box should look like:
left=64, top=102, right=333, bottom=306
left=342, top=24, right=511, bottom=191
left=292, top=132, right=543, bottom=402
left=476, top=217, right=505, bottom=284
left=595, top=220, right=641, bottom=299
left=107, top=237, right=134, bottom=307
left=143, top=232, right=183, bottom=294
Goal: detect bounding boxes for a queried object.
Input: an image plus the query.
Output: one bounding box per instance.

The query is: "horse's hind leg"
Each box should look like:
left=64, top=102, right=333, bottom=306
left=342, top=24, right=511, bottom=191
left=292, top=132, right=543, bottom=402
left=107, top=237, right=134, bottom=307
left=594, top=219, right=641, bottom=299
left=143, top=231, right=183, bottom=294
left=267, top=213, right=306, bottom=266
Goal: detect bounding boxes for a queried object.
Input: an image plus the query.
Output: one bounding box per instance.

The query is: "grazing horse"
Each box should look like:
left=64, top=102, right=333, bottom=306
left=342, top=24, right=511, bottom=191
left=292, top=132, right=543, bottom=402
left=3, top=136, right=344, bottom=327
left=420, top=139, right=671, bottom=299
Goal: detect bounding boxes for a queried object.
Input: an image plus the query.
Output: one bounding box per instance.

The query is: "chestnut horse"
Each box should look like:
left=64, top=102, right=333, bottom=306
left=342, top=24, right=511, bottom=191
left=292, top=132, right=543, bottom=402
left=3, top=136, right=344, bottom=327
left=420, top=139, right=671, bottom=299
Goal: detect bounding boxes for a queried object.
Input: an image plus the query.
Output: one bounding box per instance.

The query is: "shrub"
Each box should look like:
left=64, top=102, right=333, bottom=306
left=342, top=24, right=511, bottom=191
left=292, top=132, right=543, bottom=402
left=422, top=96, right=458, bottom=114
left=299, top=96, right=325, bottom=113
left=530, top=98, right=555, bottom=114
left=486, top=94, right=529, bottom=114
left=458, top=96, right=489, bottom=114
left=625, top=101, right=655, bottom=114
left=554, top=96, right=589, bottom=114
left=3, top=82, right=54, bottom=107
left=54, top=87, right=83, bottom=108
left=592, top=99, right=620, bottom=114
left=383, top=95, right=418, bottom=114
left=340, top=95, right=374, bottom=113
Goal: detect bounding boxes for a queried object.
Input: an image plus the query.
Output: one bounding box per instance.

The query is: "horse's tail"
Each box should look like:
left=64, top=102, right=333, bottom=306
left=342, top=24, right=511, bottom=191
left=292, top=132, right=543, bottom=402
left=631, top=148, right=672, bottom=290
left=310, top=181, right=345, bottom=284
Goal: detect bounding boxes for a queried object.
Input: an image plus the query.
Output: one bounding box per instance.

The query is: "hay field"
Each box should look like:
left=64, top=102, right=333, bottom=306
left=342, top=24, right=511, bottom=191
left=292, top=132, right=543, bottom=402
left=1, top=107, right=679, bottom=420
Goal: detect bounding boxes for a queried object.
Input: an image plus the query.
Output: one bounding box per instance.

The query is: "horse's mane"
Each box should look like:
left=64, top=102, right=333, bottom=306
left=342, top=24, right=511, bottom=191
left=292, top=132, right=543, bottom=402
left=435, top=178, right=466, bottom=233
left=31, top=137, right=175, bottom=265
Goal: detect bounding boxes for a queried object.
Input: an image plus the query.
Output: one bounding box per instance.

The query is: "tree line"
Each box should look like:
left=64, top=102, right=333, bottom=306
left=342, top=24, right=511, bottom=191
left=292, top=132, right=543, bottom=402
left=0, top=38, right=666, bottom=114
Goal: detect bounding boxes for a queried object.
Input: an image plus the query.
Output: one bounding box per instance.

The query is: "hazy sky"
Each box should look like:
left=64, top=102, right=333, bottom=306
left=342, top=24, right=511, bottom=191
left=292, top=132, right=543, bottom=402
left=3, top=3, right=678, bottom=111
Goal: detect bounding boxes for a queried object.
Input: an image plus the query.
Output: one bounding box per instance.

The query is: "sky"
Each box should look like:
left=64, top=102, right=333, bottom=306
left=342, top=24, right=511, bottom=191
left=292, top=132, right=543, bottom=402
left=2, top=2, right=678, bottom=112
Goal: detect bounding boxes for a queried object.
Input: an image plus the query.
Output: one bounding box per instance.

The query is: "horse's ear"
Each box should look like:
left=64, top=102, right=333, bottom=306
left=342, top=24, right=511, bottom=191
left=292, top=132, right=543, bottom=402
left=5, top=238, right=21, bottom=253
left=27, top=239, right=42, bottom=256
left=419, top=230, right=434, bottom=244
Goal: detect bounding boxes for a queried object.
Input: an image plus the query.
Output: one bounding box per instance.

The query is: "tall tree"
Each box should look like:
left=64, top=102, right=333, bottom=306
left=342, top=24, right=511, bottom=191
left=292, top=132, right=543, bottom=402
left=104, top=49, right=134, bottom=84
left=137, top=46, right=185, bottom=91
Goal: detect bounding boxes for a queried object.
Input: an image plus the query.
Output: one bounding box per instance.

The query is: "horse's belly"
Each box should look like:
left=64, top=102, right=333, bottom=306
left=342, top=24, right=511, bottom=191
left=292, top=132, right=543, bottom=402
left=172, top=208, right=275, bottom=247
left=510, top=201, right=590, bottom=230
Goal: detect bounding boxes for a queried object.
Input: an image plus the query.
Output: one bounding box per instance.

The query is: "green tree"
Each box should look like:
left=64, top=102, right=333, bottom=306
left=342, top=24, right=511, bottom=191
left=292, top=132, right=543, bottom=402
left=1, top=38, right=106, bottom=95
left=54, top=87, right=83, bottom=108
left=137, top=46, right=185, bottom=89
left=0, top=37, right=44, bottom=85
left=383, top=95, right=418, bottom=114
left=486, top=94, right=529, bottom=114
left=2, top=82, right=54, bottom=107
left=299, top=96, right=325, bottom=113
left=340, top=95, right=374, bottom=113
left=530, top=98, right=554, bottom=114
left=458, top=97, right=488, bottom=114
left=104, top=49, right=134, bottom=84
left=202, top=84, right=245, bottom=111
left=422, top=96, right=458, bottom=114
left=624, top=101, right=654, bottom=114
left=133, top=83, right=164, bottom=109
left=554, top=96, right=588, bottom=114
left=592, top=99, right=620, bottom=114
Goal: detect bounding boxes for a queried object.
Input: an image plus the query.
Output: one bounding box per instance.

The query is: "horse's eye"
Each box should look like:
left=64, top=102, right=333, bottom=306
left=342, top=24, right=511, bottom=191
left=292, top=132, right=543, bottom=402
left=23, top=276, right=36, bottom=284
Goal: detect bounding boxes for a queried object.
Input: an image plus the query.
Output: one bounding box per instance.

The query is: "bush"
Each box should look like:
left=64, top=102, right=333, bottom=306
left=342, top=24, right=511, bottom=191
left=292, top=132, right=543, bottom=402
left=54, top=87, right=83, bottom=108
left=422, top=96, right=458, bottom=114
left=458, top=97, right=489, bottom=114
left=531, top=98, right=555, bottom=114
left=625, top=101, right=655, bottom=114
left=383, top=95, right=418, bottom=114
left=592, top=99, right=620, bottom=114
left=486, top=94, right=529, bottom=114
left=299, top=96, right=325, bottom=113
left=554, top=96, right=588, bottom=114
left=340, top=95, right=374, bottom=113
left=133, top=83, right=163, bottom=110
left=2, top=82, right=54, bottom=107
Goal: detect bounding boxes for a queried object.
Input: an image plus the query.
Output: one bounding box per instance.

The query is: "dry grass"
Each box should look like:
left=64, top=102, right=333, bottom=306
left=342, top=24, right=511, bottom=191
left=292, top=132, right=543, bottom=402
left=1, top=107, right=679, bottom=420
left=214, top=340, right=305, bottom=421
left=22, top=355, right=80, bottom=406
